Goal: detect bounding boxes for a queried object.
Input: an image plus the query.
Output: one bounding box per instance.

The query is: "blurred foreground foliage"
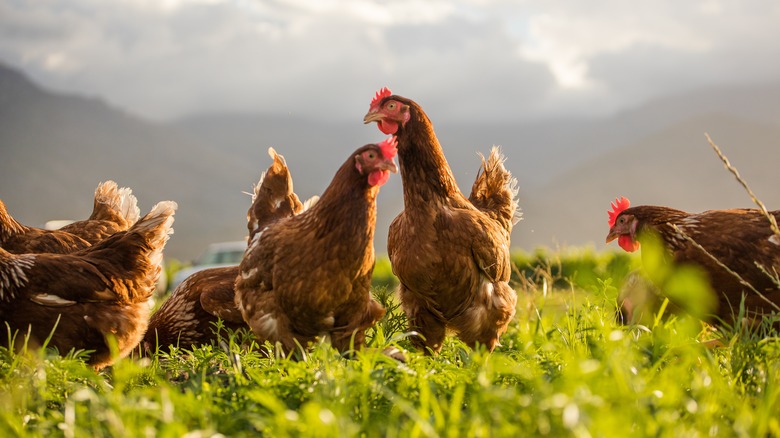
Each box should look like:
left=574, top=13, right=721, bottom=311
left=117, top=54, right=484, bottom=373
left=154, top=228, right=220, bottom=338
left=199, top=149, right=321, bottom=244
left=371, top=246, right=639, bottom=293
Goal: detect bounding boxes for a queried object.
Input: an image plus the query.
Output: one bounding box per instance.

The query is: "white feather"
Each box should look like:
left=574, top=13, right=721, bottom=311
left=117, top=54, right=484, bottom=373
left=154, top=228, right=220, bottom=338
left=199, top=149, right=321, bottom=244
left=302, top=196, right=319, bottom=212
left=241, top=268, right=258, bottom=280
left=257, top=313, right=278, bottom=336
left=249, top=227, right=267, bottom=250
left=30, top=293, right=77, bottom=306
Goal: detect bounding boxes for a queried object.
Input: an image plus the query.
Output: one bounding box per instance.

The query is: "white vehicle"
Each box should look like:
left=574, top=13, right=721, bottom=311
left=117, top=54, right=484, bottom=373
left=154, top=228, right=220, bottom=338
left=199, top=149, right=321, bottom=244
left=169, top=240, right=247, bottom=291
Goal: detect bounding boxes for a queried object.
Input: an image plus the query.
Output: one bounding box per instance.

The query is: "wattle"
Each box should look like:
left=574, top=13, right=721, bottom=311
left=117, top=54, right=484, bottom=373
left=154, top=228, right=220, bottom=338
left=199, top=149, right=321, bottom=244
left=618, top=235, right=640, bottom=252
left=378, top=120, right=399, bottom=135
left=368, top=170, right=390, bottom=187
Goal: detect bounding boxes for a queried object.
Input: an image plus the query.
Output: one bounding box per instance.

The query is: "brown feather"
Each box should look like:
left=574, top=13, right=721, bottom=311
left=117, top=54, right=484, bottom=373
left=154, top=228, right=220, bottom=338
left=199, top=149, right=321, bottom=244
left=60, top=180, right=140, bottom=244
left=614, top=205, right=780, bottom=325
left=145, top=149, right=314, bottom=352
left=247, top=148, right=306, bottom=241
left=0, top=198, right=91, bottom=254
left=0, top=201, right=176, bottom=369
left=1, top=181, right=139, bottom=254
left=366, top=94, right=518, bottom=353
left=469, top=147, right=522, bottom=232
left=143, top=266, right=245, bottom=353
left=234, top=144, right=390, bottom=355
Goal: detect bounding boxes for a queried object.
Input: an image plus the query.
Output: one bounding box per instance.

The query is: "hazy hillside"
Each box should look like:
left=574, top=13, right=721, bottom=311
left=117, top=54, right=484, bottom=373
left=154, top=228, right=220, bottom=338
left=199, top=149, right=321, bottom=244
left=176, top=86, right=780, bottom=254
left=2, top=62, right=779, bottom=260
left=519, top=113, right=780, bottom=250
left=0, top=64, right=255, bottom=259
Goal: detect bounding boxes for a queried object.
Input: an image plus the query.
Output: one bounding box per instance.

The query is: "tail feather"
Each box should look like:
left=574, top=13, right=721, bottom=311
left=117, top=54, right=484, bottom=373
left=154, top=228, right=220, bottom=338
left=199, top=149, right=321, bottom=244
left=129, top=201, right=177, bottom=268
left=468, top=146, right=521, bottom=233
left=91, top=180, right=141, bottom=227
left=79, top=201, right=175, bottom=303
left=247, top=147, right=304, bottom=239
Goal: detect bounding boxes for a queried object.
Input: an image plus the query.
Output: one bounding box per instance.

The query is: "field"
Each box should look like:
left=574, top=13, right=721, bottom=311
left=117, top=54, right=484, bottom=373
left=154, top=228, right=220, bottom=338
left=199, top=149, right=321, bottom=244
left=1, top=249, right=779, bottom=437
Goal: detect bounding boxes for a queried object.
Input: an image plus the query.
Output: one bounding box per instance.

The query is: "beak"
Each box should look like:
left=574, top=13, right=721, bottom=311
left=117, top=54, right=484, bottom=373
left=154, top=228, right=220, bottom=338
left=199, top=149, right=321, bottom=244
left=606, top=227, right=618, bottom=244
left=379, top=159, right=398, bottom=174
left=363, top=112, right=383, bottom=124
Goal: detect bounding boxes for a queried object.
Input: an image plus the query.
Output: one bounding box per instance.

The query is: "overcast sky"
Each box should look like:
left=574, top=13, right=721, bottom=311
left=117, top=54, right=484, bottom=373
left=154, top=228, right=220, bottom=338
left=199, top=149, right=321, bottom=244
left=2, top=0, right=780, bottom=122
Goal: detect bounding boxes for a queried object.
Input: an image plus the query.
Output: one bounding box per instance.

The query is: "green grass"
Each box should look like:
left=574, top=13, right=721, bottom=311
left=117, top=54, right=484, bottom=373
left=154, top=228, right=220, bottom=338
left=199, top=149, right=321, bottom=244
left=2, top=249, right=779, bottom=437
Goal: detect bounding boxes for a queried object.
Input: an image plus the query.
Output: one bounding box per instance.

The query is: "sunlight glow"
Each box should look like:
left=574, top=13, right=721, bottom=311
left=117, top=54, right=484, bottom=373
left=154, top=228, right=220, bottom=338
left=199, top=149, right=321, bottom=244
left=518, top=11, right=710, bottom=89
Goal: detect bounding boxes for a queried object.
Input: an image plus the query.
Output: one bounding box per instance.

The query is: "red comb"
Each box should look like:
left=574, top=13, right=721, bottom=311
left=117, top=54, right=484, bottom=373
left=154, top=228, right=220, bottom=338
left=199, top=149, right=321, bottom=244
left=370, top=87, right=392, bottom=111
left=378, top=136, right=398, bottom=159
left=608, top=196, right=631, bottom=227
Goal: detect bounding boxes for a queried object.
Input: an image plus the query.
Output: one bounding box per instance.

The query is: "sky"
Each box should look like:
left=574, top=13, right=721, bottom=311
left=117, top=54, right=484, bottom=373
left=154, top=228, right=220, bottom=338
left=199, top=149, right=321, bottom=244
left=2, top=0, right=780, bottom=123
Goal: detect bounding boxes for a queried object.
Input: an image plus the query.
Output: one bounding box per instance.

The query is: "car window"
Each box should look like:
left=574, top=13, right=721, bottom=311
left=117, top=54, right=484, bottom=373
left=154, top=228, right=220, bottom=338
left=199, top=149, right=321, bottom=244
left=199, top=249, right=245, bottom=265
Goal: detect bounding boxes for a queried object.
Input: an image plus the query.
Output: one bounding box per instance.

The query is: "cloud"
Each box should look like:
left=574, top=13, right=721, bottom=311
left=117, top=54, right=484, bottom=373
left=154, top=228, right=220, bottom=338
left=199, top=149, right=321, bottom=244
left=1, top=0, right=780, bottom=122
left=517, top=3, right=713, bottom=89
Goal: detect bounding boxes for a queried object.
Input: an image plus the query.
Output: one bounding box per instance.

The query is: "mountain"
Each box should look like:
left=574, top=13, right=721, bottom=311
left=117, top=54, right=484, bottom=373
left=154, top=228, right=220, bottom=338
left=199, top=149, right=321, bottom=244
left=175, top=85, right=780, bottom=254
left=0, top=64, right=255, bottom=260
left=519, top=113, right=780, bottom=250
left=2, top=62, right=780, bottom=260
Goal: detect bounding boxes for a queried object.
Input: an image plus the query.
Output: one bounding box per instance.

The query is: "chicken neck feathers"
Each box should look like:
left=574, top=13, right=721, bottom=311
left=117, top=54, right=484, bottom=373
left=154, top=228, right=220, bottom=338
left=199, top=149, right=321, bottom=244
left=394, top=102, right=463, bottom=208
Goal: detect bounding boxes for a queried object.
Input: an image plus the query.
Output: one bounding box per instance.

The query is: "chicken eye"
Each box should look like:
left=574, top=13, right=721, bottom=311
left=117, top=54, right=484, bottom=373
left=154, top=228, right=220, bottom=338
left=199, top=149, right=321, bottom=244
left=387, top=102, right=396, bottom=110
left=367, top=152, right=376, bottom=159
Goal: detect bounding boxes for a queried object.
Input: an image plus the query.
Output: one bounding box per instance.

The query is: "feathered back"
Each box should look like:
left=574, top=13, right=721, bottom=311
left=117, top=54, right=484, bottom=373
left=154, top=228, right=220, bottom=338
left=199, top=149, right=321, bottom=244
left=468, top=146, right=521, bottom=233
left=0, top=198, right=92, bottom=254
left=89, top=180, right=141, bottom=226
left=247, top=147, right=310, bottom=240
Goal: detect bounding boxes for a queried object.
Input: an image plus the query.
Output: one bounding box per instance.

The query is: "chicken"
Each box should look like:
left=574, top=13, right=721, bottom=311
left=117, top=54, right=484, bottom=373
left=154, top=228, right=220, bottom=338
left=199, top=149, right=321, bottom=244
left=143, top=266, right=245, bottom=353
left=0, top=180, right=139, bottom=254
left=606, top=196, right=780, bottom=325
left=60, top=180, right=140, bottom=244
left=144, top=148, right=315, bottom=352
left=363, top=87, right=520, bottom=353
left=234, top=140, right=398, bottom=355
left=0, top=201, right=176, bottom=369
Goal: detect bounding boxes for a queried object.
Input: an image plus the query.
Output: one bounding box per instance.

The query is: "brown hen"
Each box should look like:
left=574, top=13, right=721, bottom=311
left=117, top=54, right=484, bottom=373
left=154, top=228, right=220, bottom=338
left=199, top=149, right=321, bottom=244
left=363, top=88, right=520, bottom=353
left=0, top=201, right=176, bottom=369
left=234, top=140, right=397, bottom=355
left=606, top=196, right=780, bottom=325
left=144, top=148, right=313, bottom=352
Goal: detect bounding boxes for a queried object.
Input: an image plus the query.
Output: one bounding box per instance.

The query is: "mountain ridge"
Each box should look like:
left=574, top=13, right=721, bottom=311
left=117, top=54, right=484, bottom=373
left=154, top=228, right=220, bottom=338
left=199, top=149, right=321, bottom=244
left=2, top=63, right=778, bottom=259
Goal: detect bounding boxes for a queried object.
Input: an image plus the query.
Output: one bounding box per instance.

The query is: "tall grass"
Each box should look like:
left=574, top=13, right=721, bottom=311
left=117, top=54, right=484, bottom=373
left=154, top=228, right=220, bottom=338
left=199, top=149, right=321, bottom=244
left=2, top=135, right=778, bottom=436
left=2, top=249, right=778, bottom=437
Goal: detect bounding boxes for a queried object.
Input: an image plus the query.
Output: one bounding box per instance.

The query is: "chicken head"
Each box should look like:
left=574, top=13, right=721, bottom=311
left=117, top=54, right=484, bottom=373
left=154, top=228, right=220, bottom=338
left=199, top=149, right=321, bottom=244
left=606, top=196, right=641, bottom=252
left=363, top=87, right=411, bottom=135
left=355, top=137, right=399, bottom=187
